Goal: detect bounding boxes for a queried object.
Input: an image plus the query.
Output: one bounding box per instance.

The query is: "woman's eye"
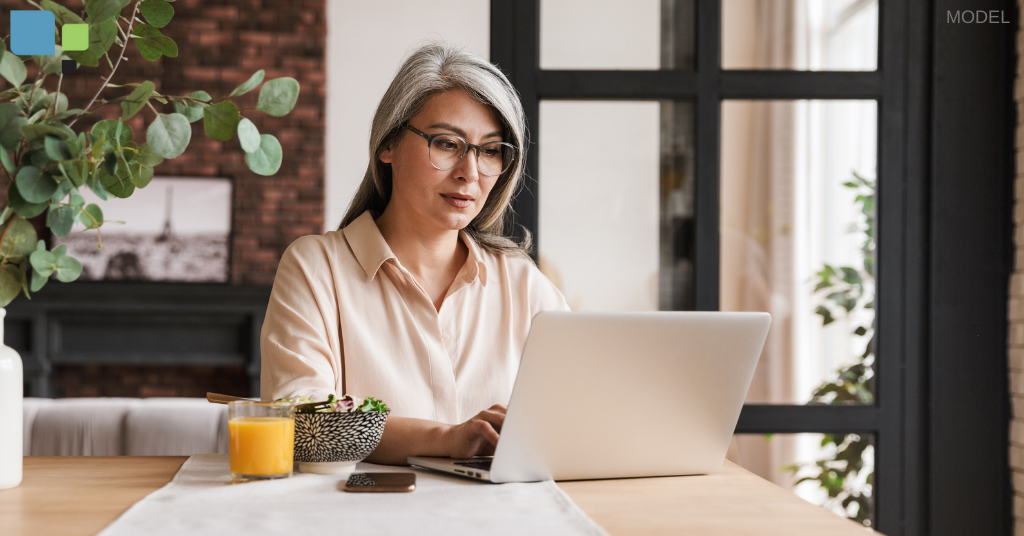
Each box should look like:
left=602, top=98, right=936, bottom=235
left=433, top=139, right=460, bottom=152
left=482, top=148, right=501, bottom=158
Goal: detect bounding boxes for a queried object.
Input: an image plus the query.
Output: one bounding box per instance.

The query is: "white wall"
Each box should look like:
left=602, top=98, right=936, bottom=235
left=324, top=1, right=490, bottom=231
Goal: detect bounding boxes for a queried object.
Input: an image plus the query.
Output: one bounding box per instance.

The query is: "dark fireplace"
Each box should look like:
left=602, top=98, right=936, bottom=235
left=7, top=283, right=270, bottom=399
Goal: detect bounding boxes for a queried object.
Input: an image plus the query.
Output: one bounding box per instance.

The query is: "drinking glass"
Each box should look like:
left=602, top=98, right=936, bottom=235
left=228, top=400, right=295, bottom=481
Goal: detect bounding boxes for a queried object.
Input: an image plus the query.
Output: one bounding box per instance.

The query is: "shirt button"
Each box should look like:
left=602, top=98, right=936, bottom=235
left=441, top=333, right=450, bottom=342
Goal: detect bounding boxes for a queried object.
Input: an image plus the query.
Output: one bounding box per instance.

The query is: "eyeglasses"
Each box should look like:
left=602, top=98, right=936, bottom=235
left=403, top=124, right=516, bottom=177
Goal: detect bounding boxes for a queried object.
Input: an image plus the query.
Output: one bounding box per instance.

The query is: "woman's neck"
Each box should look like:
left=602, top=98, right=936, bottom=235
left=374, top=206, right=468, bottom=307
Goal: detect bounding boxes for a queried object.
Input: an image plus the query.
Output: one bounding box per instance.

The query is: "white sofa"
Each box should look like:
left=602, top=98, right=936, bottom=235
left=23, top=398, right=229, bottom=456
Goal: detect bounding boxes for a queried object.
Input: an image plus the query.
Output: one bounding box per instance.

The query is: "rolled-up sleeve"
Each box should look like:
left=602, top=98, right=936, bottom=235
left=260, top=237, right=341, bottom=402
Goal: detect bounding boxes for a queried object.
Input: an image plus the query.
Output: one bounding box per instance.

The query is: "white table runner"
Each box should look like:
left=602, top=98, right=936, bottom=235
left=98, top=454, right=609, bottom=536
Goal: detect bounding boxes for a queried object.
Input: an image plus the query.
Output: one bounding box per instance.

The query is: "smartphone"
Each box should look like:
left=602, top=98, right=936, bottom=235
left=341, top=472, right=416, bottom=492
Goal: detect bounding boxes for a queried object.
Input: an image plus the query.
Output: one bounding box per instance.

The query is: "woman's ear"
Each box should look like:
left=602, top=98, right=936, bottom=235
left=379, top=146, right=393, bottom=165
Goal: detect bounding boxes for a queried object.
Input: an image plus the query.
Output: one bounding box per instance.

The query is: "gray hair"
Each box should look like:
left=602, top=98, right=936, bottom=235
left=337, top=42, right=531, bottom=258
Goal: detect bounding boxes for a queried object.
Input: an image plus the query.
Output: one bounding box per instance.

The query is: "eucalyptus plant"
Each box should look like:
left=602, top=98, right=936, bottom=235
left=784, top=171, right=876, bottom=527
left=0, top=0, right=299, bottom=305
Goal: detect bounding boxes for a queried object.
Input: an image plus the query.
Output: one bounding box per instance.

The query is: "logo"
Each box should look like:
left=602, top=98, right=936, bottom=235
left=9, top=10, right=89, bottom=75
left=946, top=10, right=1011, bottom=24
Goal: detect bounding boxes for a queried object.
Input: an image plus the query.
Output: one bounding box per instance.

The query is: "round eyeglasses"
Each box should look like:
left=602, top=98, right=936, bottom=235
left=404, top=124, right=516, bottom=177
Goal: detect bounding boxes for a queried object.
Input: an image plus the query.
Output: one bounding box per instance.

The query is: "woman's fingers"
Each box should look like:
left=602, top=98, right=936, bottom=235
left=473, top=419, right=500, bottom=445
left=476, top=409, right=505, bottom=433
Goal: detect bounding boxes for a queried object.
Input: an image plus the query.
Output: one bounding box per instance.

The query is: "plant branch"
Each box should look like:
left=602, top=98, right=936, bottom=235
left=69, top=0, right=143, bottom=128
left=42, top=73, right=63, bottom=123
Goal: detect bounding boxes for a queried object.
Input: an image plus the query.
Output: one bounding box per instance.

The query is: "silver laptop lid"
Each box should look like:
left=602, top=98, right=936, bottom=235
left=489, top=311, right=770, bottom=483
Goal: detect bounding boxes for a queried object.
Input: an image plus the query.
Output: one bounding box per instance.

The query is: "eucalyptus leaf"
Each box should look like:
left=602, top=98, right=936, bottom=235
left=29, top=249, right=56, bottom=277
left=47, top=204, right=76, bottom=237
left=86, top=0, right=132, bottom=23
left=81, top=204, right=103, bottom=229
left=146, top=113, right=191, bottom=159
left=256, top=78, right=300, bottom=117
left=45, top=135, right=73, bottom=161
left=41, top=0, right=85, bottom=25
left=92, top=120, right=133, bottom=147
left=244, top=134, right=283, bottom=176
left=1, top=216, right=38, bottom=261
left=139, top=0, right=174, bottom=28
left=6, top=183, right=48, bottom=219
left=30, top=264, right=48, bottom=293
left=23, top=123, right=75, bottom=143
left=237, top=118, right=260, bottom=153
left=0, top=104, right=27, bottom=151
left=54, top=254, right=83, bottom=283
left=117, top=159, right=154, bottom=189
left=97, top=167, right=135, bottom=199
left=121, top=81, right=155, bottom=121
left=172, top=91, right=210, bottom=123
left=32, top=92, right=69, bottom=116
left=103, top=152, right=119, bottom=176
left=203, top=101, right=240, bottom=141
left=133, top=142, right=164, bottom=167
left=87, top=173, right=109, bottom=200
left=50, top=178, right=73, bottom=204
left=0, top=264, right=21, bottom=307
left=132, top=23, right=178, bottom=61
left=0, top=149, right=16, bottom=175
left=16, top=166, right=58, bottom=203
left=0, top=46, right=27, bottom=88
left=230, top=70, right=264, bottom=97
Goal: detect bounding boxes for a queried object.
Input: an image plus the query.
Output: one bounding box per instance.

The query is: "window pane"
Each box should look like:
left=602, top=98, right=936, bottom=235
left=539, top=101, right=695, bottom=311
left=732, top=433, right=875, bottom=528
left=540, top=0, right=694, bottom=70
left=722, top=0, right=878, bottom=71
left=721, top=100, right=877, bottom=404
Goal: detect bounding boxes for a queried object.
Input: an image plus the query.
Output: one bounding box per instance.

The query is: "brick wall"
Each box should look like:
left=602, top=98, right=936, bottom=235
left=1012, top=1, right=1024, bottom=532
left=0, top=0, right=326, bottom=284
left=0, top=0, right=326, bottom=397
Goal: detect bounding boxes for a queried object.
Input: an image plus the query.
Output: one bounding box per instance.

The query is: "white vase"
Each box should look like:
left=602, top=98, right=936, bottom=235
left=0, top=308, right=22, bottom=489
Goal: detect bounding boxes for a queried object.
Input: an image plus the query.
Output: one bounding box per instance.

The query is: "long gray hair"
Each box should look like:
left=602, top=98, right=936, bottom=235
left=337, top=42, right=531, bottom=258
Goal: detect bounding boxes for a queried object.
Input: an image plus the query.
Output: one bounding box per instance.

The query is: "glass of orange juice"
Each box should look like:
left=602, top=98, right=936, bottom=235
left=228, top=401, right=295, bottom=481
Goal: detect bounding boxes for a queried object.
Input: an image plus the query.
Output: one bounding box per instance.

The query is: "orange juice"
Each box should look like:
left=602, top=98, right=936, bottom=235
left=228, top=417, right=295, bottom=476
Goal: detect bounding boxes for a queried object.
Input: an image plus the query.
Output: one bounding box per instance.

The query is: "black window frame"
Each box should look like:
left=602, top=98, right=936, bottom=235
left=490, top=1, right=1014, bottom=535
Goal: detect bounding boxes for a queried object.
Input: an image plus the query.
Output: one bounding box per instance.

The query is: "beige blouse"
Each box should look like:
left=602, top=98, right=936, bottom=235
left=259, top=210, right=570, bottom=424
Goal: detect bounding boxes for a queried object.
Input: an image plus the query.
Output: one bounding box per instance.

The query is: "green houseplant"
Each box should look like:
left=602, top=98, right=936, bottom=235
left=0, top=0, right=299, bottom=305
left=784, top=171, right=876, bottom=527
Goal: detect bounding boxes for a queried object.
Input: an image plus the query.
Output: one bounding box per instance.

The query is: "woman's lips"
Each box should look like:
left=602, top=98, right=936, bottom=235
left=441, top=194, right=473, bottom=209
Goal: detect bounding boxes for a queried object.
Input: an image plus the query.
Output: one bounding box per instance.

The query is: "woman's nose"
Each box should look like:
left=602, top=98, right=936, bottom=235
left=453, top=149, right=481, bottom=183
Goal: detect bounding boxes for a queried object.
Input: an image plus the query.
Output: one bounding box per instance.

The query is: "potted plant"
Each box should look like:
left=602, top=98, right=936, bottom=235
left=0, top=0, right=301, bottom=489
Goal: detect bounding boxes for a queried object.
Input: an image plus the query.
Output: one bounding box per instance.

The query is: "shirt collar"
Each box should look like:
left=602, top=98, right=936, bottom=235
left=343, top=210, right=488, bottom=287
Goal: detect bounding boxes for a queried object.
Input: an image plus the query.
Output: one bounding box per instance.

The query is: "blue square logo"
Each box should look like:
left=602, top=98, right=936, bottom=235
left=10, top=11, right=55, bottom=56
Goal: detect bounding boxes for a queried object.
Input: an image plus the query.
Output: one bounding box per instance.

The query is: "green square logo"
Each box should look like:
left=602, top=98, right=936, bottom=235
left=61, top=24, right=89, bottom=52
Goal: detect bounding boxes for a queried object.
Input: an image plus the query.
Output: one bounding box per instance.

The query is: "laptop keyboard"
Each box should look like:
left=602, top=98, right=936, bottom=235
left=455, top=460, right=492, bottom=471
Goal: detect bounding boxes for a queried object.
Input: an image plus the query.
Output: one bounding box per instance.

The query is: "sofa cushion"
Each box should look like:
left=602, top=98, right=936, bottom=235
left=26, top=398, right=230, bottom=456
left=29, top=398, right=137, bottom=455
left=124, top=398, right=228, bottom=456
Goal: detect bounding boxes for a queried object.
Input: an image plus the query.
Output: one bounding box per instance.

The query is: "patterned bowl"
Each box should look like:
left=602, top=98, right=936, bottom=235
left=293, top=410, right=389, bottom=475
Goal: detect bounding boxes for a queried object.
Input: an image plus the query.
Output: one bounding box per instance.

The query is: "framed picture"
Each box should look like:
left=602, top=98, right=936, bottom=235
left=55, top=177, right=233, bottom=283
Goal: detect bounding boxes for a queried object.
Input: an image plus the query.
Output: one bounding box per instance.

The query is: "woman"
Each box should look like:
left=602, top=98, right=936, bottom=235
left=260, top=43, right=569, bottom=465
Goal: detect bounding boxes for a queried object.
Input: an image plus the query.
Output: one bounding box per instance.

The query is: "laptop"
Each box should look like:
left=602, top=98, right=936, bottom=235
left=408, top=311, right=771, bottom=483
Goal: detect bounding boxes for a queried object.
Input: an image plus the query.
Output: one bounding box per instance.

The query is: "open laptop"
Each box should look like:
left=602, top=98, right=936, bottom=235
left=408, top=311, right=771, bottom=483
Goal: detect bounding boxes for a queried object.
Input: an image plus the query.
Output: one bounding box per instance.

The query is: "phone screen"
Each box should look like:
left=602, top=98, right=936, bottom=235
left=341, top=472, right=416, bottom=492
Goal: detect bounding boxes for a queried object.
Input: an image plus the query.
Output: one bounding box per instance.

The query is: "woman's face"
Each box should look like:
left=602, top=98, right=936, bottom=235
left=380, top=89, right=503, bottom=233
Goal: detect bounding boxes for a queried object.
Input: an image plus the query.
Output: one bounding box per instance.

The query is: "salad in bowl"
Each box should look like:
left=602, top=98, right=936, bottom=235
left=276, top=393, right=390, bottom=475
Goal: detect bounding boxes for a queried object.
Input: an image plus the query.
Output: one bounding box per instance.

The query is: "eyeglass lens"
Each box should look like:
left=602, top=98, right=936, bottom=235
left=428, top=135, right=514, bottom=176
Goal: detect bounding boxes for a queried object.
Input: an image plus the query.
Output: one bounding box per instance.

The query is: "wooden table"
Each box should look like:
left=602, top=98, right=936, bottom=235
left=1, top=457, right=877, bottom=536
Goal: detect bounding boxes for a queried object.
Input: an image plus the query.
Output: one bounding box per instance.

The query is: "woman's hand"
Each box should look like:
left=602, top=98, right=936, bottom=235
left=442, top=404, right=507, bottom=459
